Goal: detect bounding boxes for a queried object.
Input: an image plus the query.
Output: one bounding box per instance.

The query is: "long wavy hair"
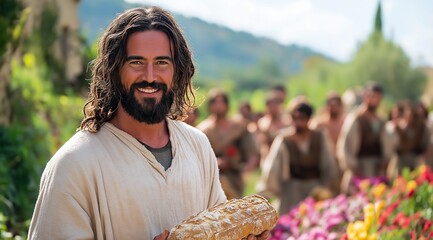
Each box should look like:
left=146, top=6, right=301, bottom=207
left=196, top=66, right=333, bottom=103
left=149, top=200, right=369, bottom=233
left=80, top=6, right=196, bottom=132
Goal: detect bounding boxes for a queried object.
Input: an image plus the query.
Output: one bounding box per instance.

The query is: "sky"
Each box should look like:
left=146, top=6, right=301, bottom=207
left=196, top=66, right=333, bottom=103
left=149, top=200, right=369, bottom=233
left=125, top=0, right=433, bottom=67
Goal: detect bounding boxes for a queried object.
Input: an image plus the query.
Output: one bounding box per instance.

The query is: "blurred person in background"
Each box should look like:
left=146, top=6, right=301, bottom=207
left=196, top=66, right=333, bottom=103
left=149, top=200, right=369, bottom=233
left=28, top=6, right=270, bottom=240
left=257, top=90, right=291, bottom=168
left=256, top=102, right=339, bottom=215
left=311, top=92, right=346, bottom=157
left=271, top=84, right=288, bottom=105
left=197, top=89, right=260, bottom=199
left=337, top=82, right=394, bottom=193
left=184, top=107, right=199, bottom=126
left=234, top=101, right=257, bottom=132
left=310, top=92, right=346, bottom=194
left=386, top=100, right=432, bottom=178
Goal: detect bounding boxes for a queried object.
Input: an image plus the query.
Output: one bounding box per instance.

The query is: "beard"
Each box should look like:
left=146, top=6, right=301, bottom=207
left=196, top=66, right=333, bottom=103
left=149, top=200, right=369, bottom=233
left=367, top=104, right=378, bottom=113
left=119, top=81, right=174, bottom=124
left=330, top=111, right=340, bottom=119
left=295, top=126, right=308, bottom=134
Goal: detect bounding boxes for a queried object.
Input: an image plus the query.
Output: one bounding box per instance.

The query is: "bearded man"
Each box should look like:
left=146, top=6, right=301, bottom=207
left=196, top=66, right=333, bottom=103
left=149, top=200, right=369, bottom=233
left=337, top=83, right=394, bottom=193
left=257, top=102, right=339, bottom=215
left=28, top=7, right=269, bottom=240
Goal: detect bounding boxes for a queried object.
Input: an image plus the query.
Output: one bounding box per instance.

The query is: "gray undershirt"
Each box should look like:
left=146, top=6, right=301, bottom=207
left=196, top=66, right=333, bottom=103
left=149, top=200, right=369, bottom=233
left=140, top=140, right=173, bottom=171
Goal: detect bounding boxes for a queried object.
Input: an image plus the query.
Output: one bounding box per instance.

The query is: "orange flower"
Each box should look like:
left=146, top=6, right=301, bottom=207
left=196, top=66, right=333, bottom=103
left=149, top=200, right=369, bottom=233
left=359, top=179, right=371, bottom=192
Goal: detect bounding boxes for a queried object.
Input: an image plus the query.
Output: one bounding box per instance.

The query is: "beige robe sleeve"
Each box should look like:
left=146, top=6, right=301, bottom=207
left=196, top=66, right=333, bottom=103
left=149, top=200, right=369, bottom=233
left=336, top=112, right=360, bottom=172
left=319, top=131, right=339, bottom=193
left=255, top=135, right=289, bottom=198
left=29, top=151, right=100, bottom=240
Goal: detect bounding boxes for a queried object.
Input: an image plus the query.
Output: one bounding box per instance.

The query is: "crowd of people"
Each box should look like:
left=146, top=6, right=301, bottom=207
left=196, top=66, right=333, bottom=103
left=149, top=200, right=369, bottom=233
left=187, top=83, right=433, bottom=215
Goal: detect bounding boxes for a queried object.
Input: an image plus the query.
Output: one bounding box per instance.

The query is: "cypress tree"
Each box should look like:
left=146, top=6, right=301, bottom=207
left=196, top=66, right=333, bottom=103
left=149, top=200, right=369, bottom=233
left=374, top=1, right=383, bottom=34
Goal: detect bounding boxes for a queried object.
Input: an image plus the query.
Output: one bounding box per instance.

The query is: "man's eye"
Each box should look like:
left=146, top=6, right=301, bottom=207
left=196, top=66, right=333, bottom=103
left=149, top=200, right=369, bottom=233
left=130, top=61, right=143, bottom=65
left=156, top=60, right=169, bottom=65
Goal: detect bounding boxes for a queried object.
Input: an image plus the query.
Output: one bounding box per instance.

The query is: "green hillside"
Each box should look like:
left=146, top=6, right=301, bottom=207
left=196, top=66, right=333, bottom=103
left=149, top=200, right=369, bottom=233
left=78, top=0, right=331, bottom=87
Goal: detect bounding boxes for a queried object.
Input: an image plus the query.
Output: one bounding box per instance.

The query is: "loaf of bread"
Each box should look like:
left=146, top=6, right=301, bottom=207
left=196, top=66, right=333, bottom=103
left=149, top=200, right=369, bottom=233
left=167, top=195, right=278, bottom=240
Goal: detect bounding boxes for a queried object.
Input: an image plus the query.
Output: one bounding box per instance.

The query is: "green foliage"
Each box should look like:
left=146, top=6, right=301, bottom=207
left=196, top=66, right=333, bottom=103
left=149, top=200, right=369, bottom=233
left=286, top=57, right=352, bottom=110
left=374, top=1, right=383, bottom=34
left=286, top=33, right=426, bottom=113
left=0, top=54, right=85, bottom=237
left=351, top=33, right=426, bottom=101
left=0, top=0, right=22, bottom=64
left=0, top=125, right=43, bottom=237
left=23, top=5, right=67, bottom=92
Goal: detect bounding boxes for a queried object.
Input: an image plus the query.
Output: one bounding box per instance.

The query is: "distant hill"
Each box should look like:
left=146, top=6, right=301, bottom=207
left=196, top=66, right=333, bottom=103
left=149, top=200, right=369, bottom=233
left=79, top=0, right=332, bottom=87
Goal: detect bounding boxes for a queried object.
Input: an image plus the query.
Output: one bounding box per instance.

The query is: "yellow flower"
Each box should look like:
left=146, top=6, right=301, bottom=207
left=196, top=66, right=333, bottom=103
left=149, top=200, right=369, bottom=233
left=418, top=165, right=427, bottom=175
left=371, top=183, right=387, bottom=199
left=406, top=180, right=417, bottom=193
left=374, top=200, right=385, bottom=216
left=347, top=221, right=368, bottom=240
left=367, top=233, right=378, bottom=240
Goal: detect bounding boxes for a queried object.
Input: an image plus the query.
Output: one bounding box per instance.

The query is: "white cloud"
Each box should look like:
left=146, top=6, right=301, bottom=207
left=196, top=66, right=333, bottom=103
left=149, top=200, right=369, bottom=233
left=126, top=0, right=433, bottom=66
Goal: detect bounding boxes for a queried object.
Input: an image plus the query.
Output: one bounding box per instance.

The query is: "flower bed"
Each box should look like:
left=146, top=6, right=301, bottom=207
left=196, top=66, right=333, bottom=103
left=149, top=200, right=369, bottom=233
left=270, top=165, right=433, bottom=240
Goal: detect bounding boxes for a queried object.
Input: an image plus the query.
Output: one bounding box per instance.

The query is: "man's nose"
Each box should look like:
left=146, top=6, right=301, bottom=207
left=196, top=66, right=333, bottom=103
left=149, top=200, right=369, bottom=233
left=144, top=63, right=156, bottom=82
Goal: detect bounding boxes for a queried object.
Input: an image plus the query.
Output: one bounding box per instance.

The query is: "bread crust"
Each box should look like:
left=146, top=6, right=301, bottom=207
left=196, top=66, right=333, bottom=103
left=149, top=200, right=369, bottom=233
left=167, top=195, right=278, bottom=240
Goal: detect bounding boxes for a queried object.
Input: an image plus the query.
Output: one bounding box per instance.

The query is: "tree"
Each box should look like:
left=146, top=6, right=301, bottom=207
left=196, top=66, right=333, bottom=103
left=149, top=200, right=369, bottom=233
left=349, top=2, right=426, bottom=101
left=374, top=1, right=383, bottom=34
left=0, top=0, right=27, bottom=126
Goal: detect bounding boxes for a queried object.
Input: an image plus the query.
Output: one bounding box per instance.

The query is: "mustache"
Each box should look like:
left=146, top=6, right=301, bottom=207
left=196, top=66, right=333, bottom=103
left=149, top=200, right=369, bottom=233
left=131, top=81, right=168, bottom=91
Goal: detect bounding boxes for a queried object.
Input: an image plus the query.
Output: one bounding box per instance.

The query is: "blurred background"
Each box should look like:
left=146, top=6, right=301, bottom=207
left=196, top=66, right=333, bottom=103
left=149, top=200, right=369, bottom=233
left=0, top=0, right=432, bottom=238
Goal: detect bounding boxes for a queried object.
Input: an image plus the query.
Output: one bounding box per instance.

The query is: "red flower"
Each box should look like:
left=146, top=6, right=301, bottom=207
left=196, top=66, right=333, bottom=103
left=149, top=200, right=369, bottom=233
left=407, top=189, right=415, bottom=198
left=225, top=145, right=237, bottom=157
left=424, top=220, right=432, bottom=232
left=402, top=217, right=411, bottom=228
left=411, top=230, right=417, bottom=240
left=392, top=212, right=405, bottom=226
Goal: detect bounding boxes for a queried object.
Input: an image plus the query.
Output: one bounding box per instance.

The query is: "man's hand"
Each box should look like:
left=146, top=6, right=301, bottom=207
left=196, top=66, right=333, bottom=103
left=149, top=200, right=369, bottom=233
left=153, top=230, right=169, bottom=240
left=217, top=157, right=232, bottom=171
left=242, top=230, right=271, bottom=240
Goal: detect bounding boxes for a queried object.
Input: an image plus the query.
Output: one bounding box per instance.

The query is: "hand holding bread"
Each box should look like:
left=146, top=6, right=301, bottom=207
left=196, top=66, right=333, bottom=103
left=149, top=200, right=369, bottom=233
left=167, top=195, right=278, bottom=240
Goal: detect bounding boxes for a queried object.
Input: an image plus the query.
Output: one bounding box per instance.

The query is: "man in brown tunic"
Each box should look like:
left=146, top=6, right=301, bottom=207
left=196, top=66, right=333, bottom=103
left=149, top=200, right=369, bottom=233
left=337, top=83, right=394, bottom=193
left=197, top=89, right=259, bottom=199
left=257, top=102, right=338, bottom=215
left=387, top=100, right=432, bottom=178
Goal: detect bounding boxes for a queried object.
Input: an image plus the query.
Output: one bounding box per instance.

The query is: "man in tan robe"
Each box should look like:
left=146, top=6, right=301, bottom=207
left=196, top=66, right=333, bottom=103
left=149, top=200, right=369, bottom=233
left=310, top=92, right=346, bottom=194
left=257, top=102, right=339, bottom=215
left=197, top=89, right=260, bottom=199
left=28, top=7, right=269, bottom=240
left=257, top=91, right=291, bottom=168
left=337, top=83, right=394, bottom=193
left=386, top=100, right=432, bottom=178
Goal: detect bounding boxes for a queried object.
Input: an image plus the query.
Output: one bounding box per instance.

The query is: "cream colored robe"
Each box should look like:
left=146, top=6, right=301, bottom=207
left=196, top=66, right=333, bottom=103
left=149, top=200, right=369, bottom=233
left=256, top=128, right=338, bottom=215
left=28, top=120, right=226, bottom=240
left=336, top=110, right=395, bottom=192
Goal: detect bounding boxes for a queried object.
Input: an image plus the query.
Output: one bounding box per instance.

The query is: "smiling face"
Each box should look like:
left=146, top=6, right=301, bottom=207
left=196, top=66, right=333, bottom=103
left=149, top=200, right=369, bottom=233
left=119, top=30, right=175, bottom=124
